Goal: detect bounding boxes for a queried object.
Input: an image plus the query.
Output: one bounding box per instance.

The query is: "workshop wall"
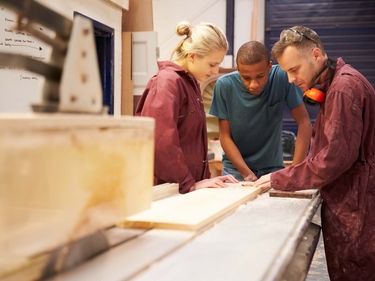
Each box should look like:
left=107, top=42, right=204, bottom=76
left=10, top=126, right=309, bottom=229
left=152, top=0, right=265, bottom=67
left=0, top=0, right=124, bottom=114
left=265, top=0, right=375, bottom=88
left=1, top=0, right=263, bottom=114
left=131, top=0, right=264, bottom=119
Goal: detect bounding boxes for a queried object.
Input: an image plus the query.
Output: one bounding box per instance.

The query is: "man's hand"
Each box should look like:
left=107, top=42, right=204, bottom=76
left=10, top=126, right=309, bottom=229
left=191, top=175, right=239, bottom=191
left=251, top=173, right=272, bottom=194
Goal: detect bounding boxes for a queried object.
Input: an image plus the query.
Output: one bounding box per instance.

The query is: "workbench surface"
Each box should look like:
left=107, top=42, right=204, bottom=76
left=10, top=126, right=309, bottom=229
left=48, top=192, right=321, bottom=281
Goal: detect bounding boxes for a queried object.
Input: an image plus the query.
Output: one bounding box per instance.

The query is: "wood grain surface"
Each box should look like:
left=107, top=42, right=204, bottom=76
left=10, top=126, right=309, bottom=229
left=0, top=114, right=154, bottom=268
left=122, top=184, right=262, bottom=231
left=269, top=189, right=319, bottom=199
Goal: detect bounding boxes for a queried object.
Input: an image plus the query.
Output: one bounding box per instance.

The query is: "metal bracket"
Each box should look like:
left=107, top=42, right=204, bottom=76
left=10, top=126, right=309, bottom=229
left=0, top=0, right=104, bottom=114
left=58, top=15, right=103, bottom=114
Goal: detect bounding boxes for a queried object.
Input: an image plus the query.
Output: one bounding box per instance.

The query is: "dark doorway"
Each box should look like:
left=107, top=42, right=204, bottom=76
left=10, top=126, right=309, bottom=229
left=74, top=12, right=114, bottom=115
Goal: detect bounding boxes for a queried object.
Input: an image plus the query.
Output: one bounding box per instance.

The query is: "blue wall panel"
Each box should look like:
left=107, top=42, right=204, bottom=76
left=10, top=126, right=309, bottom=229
left=265, top=0, right=375, bottom=87
left=265, top=0, right=375, bottom=136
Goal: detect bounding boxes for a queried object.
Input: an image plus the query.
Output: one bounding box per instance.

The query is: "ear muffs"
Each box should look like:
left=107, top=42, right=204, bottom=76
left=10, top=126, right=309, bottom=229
left=303, top=58, right=336, bottom=106
left=303, top=88, right=325, bottom=106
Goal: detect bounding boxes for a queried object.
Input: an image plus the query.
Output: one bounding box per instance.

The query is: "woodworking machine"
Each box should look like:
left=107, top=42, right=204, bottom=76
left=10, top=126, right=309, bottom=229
left=0, top=1, right=322, bottom=281
left=0, top=0, right=103, bottom=114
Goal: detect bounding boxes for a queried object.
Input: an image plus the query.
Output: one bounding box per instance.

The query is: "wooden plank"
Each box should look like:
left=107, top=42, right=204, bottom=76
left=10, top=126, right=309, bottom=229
left=121, top=32, right=134, bottom=115
left=239, top=182, right=318, bottom=199
left=0, top=113, right=155, bottom=131
left=122, top=184, right=261, bottom=231
left=152, top=183, right=179, bottom=201
left=269, top=189, right=318, bottom=199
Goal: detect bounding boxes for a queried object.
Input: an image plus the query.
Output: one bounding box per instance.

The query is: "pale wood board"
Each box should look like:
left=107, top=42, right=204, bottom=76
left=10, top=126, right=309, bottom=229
left=122, top=184, right=262, bottom=231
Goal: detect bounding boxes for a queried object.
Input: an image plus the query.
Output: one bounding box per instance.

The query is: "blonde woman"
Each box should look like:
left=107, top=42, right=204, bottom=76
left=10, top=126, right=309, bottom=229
left=136, top=21, right=237, bottom=193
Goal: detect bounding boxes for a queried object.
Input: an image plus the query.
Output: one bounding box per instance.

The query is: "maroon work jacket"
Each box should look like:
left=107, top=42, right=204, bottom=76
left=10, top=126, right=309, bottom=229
left=136, top=61, right=210, bottom=194
left=271, top=58, right=375, bottom=281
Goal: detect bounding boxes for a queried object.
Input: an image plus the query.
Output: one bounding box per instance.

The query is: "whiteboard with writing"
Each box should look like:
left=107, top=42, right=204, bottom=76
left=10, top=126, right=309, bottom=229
left=0, top=5, right=52, bottom=113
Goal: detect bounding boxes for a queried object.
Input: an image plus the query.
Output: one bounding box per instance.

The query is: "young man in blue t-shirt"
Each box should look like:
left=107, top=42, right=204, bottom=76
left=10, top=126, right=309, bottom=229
left=209, top=41, right=312, bottom=181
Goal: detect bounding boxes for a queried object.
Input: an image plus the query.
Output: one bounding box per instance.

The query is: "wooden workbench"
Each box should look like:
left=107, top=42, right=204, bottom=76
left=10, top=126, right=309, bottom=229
left=47, top=187, right=322, bottom=281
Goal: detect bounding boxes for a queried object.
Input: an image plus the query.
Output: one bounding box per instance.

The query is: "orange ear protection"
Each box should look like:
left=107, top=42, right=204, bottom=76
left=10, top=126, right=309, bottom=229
left=303, top=58, right=336, bottom=106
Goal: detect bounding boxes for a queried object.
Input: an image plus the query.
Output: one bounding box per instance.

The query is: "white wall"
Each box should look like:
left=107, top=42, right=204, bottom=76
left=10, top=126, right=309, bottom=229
left=38, top=0, right=124, bottom=116
left=0, top=0, right=265, bottom=114
left=0, top=0, right=123, bottom=115
left=234, top=0, right=265, bottom=59
left=152, top=0, right=265, bottom=67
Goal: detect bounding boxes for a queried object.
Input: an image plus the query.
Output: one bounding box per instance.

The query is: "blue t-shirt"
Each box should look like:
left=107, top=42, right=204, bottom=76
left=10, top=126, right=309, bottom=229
left=209, top=65, right=303, bottom=172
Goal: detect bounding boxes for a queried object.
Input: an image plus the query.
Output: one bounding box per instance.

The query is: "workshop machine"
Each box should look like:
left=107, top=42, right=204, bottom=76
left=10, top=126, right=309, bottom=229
left=0, top=1, right=322, bottom=281
left=0, top=0, right=154, bottom=279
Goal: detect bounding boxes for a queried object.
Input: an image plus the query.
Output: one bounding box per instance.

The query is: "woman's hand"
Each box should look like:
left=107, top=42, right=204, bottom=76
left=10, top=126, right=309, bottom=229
left=191, top=175, right=238, bottom=191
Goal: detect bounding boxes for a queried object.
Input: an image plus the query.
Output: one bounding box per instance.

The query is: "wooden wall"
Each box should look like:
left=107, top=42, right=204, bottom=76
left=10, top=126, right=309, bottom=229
left=121, top=0, right=154, bottom=116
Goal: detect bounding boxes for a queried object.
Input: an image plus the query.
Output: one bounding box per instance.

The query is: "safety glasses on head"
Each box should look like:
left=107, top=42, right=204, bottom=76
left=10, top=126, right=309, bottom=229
left=280, top=28, right=318, bottom=46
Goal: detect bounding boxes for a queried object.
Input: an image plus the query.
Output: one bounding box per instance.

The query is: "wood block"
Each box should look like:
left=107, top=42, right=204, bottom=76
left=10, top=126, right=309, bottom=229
left=0, top=114, right=154, bottom=271
left=284, top=160, right=293, bottom=167
left=122, top=184, right=261, bottom=231
left=269, top=189, right=318, bottom=199
left=240, top=182, right=254, bottom=187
